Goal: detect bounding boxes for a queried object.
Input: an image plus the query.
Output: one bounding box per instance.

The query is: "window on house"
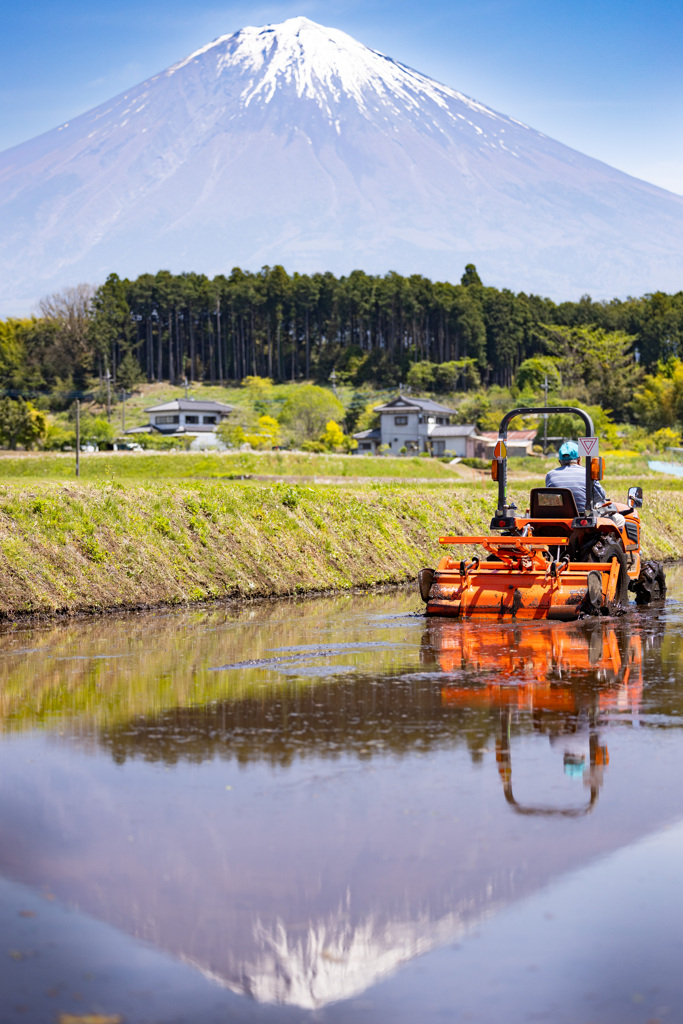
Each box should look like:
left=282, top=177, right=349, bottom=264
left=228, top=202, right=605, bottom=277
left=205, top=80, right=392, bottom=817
left=185, top=415, right=199, bottom=424
left=155, top=415, right=179, bottom=425
left=202, top=415, right=217, bottom=425
left=394, top=415, right=408, bottom=425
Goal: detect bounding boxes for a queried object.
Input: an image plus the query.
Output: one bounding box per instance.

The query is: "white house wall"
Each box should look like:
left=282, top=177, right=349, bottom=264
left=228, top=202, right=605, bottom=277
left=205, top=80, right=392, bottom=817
left=380, top=412, right=425, bottom=453
left=433, top=437, right=468, bottom=457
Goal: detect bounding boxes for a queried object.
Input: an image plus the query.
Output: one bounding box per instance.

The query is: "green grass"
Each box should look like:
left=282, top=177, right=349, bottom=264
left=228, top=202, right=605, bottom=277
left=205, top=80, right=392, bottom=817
left=0, top=449, right=464, bottom=482
left=2, top=448, right=673, bottom=489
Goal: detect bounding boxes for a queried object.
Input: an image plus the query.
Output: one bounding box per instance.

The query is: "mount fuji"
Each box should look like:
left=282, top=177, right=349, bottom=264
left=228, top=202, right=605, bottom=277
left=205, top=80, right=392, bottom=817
left=2, top=15, right=683, bottom=313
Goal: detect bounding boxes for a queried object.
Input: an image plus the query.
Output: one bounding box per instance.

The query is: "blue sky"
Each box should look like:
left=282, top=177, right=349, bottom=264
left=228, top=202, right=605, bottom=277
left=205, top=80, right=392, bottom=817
left=2, top=0, right=682, bottom=194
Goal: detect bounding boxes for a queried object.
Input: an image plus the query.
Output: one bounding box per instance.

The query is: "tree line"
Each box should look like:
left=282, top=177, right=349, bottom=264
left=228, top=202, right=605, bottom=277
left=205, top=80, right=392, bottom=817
left=2, top=263, right=683, bottom=408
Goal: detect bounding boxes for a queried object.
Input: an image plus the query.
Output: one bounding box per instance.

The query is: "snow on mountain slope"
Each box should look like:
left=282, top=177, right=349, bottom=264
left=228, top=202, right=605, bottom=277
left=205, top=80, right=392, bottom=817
left=1, top=15, right=682, bottom=312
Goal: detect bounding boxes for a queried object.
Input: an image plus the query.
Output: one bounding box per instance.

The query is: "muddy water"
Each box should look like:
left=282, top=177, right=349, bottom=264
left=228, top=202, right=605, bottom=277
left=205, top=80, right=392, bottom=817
left=2, top=571, right=683, bottom=1023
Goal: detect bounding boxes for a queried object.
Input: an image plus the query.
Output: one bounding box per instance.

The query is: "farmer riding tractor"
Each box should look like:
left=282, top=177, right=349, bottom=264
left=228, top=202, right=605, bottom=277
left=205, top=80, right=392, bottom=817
left=419, top=406, right=666, bottom=619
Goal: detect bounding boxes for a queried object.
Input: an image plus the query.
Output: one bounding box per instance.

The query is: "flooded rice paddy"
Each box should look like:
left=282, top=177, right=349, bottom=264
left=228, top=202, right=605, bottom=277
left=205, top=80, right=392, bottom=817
left=2, top=569, right=683, bottom=1022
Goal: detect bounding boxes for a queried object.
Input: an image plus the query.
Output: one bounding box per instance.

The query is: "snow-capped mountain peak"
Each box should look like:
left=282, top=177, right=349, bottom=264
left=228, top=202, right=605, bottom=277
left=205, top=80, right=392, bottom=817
left=1, top=15, right=683, bottom=314
left=166, top=16, right=506, bottom=127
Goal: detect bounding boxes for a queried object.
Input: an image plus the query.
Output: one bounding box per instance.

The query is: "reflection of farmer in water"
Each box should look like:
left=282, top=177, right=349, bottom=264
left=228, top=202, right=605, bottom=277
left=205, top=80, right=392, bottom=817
left=545, top=440, right=605, bottom=511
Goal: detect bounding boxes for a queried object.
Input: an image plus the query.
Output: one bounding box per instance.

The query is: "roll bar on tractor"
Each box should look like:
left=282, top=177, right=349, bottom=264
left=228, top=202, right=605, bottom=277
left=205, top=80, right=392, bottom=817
left=491, top=407, right=600, bottom=530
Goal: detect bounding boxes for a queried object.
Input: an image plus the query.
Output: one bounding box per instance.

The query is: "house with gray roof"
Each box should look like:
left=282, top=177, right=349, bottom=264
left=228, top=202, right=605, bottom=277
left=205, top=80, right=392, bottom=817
left=353, top=427, right=382, bottom=455
left=353, top=395, right=476, bottom=456
left=125, top=398, right=234, bottom=448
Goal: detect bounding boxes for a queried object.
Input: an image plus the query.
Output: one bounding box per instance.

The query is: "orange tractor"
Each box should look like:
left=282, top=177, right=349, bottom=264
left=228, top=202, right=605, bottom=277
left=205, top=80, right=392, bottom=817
left=418, top=405, right=666, bottom=619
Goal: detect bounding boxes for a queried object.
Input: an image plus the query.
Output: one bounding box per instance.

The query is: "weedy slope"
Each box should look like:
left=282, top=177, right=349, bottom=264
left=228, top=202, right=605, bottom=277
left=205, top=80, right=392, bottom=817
left=0, top=481, right=679, bottom=618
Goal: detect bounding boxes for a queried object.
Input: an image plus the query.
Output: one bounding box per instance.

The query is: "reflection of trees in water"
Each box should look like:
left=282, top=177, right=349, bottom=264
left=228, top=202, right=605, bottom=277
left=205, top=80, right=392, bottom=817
left=97, top=674, right=638, bottom=772
left=99, top=677, right=500, bottom=766
left=87, top=614, right=666, bottom=768
left=1, top=587, right=675, bottom=761
left=0, top=590, right=420, bottom=730
left=73, top=619, right=661, bottom=1009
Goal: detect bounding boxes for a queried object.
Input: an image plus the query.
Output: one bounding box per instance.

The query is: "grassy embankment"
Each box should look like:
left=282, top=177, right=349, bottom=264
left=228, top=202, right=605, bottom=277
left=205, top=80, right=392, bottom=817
left=0, top=480, right=487, bottom=616
left=0, top=470, right=681, bottom=618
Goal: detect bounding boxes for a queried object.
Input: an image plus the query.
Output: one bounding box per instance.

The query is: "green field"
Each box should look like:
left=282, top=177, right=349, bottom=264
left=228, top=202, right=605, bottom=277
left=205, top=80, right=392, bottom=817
left=0, top=449, right=469, bottom=482
left=0, top=446, right=675, bottom=501
left=3, top=380, right=674, bottom=488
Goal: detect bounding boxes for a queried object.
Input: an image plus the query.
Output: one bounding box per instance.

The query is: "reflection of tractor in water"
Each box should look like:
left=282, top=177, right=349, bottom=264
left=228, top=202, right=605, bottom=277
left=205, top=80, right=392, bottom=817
left=424, top=618, right=643, bottom=816
left=419, top=405, right=666, bottom=619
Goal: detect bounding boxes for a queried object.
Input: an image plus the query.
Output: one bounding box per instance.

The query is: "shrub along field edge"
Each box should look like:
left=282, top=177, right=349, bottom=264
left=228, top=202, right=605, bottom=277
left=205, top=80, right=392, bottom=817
left=0, top=481, right=680, bottom=619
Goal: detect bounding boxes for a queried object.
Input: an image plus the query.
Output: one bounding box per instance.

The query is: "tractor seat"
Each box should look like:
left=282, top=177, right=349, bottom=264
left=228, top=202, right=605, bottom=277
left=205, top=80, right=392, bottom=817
left=529, top=487, right=579, bottom=520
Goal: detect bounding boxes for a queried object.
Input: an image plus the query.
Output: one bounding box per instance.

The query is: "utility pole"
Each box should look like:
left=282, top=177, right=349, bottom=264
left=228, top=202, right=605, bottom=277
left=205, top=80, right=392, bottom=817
left=75, top=400, right=80, bottom=478
left=543, top=375, right=549, bottom=455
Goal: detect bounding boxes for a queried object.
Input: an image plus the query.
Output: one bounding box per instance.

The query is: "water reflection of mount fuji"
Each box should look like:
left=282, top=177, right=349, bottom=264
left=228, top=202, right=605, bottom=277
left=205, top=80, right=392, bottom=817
left=0, top=602, right=680, bottom=1011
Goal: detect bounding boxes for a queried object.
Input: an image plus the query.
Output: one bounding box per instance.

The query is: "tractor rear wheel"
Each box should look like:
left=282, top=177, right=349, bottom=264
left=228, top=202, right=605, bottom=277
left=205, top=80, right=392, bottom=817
left=633, top=561, right=667, bottom=604
left=590, top=540, right=629, bottom=613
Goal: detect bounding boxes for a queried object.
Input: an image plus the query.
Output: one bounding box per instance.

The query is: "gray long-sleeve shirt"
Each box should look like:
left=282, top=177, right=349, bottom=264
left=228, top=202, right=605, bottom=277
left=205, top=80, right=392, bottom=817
left=545, top=462, right=606, bottom=513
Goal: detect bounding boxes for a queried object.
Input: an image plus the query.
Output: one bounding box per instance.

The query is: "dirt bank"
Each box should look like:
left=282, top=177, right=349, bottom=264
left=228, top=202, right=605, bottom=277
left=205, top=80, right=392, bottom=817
left=0, top=481, right=678, bottom=618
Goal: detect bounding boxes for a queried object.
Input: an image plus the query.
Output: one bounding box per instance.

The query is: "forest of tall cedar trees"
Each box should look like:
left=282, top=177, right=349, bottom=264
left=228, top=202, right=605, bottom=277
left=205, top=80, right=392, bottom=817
left=3, top=264, right=683, bottom=399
